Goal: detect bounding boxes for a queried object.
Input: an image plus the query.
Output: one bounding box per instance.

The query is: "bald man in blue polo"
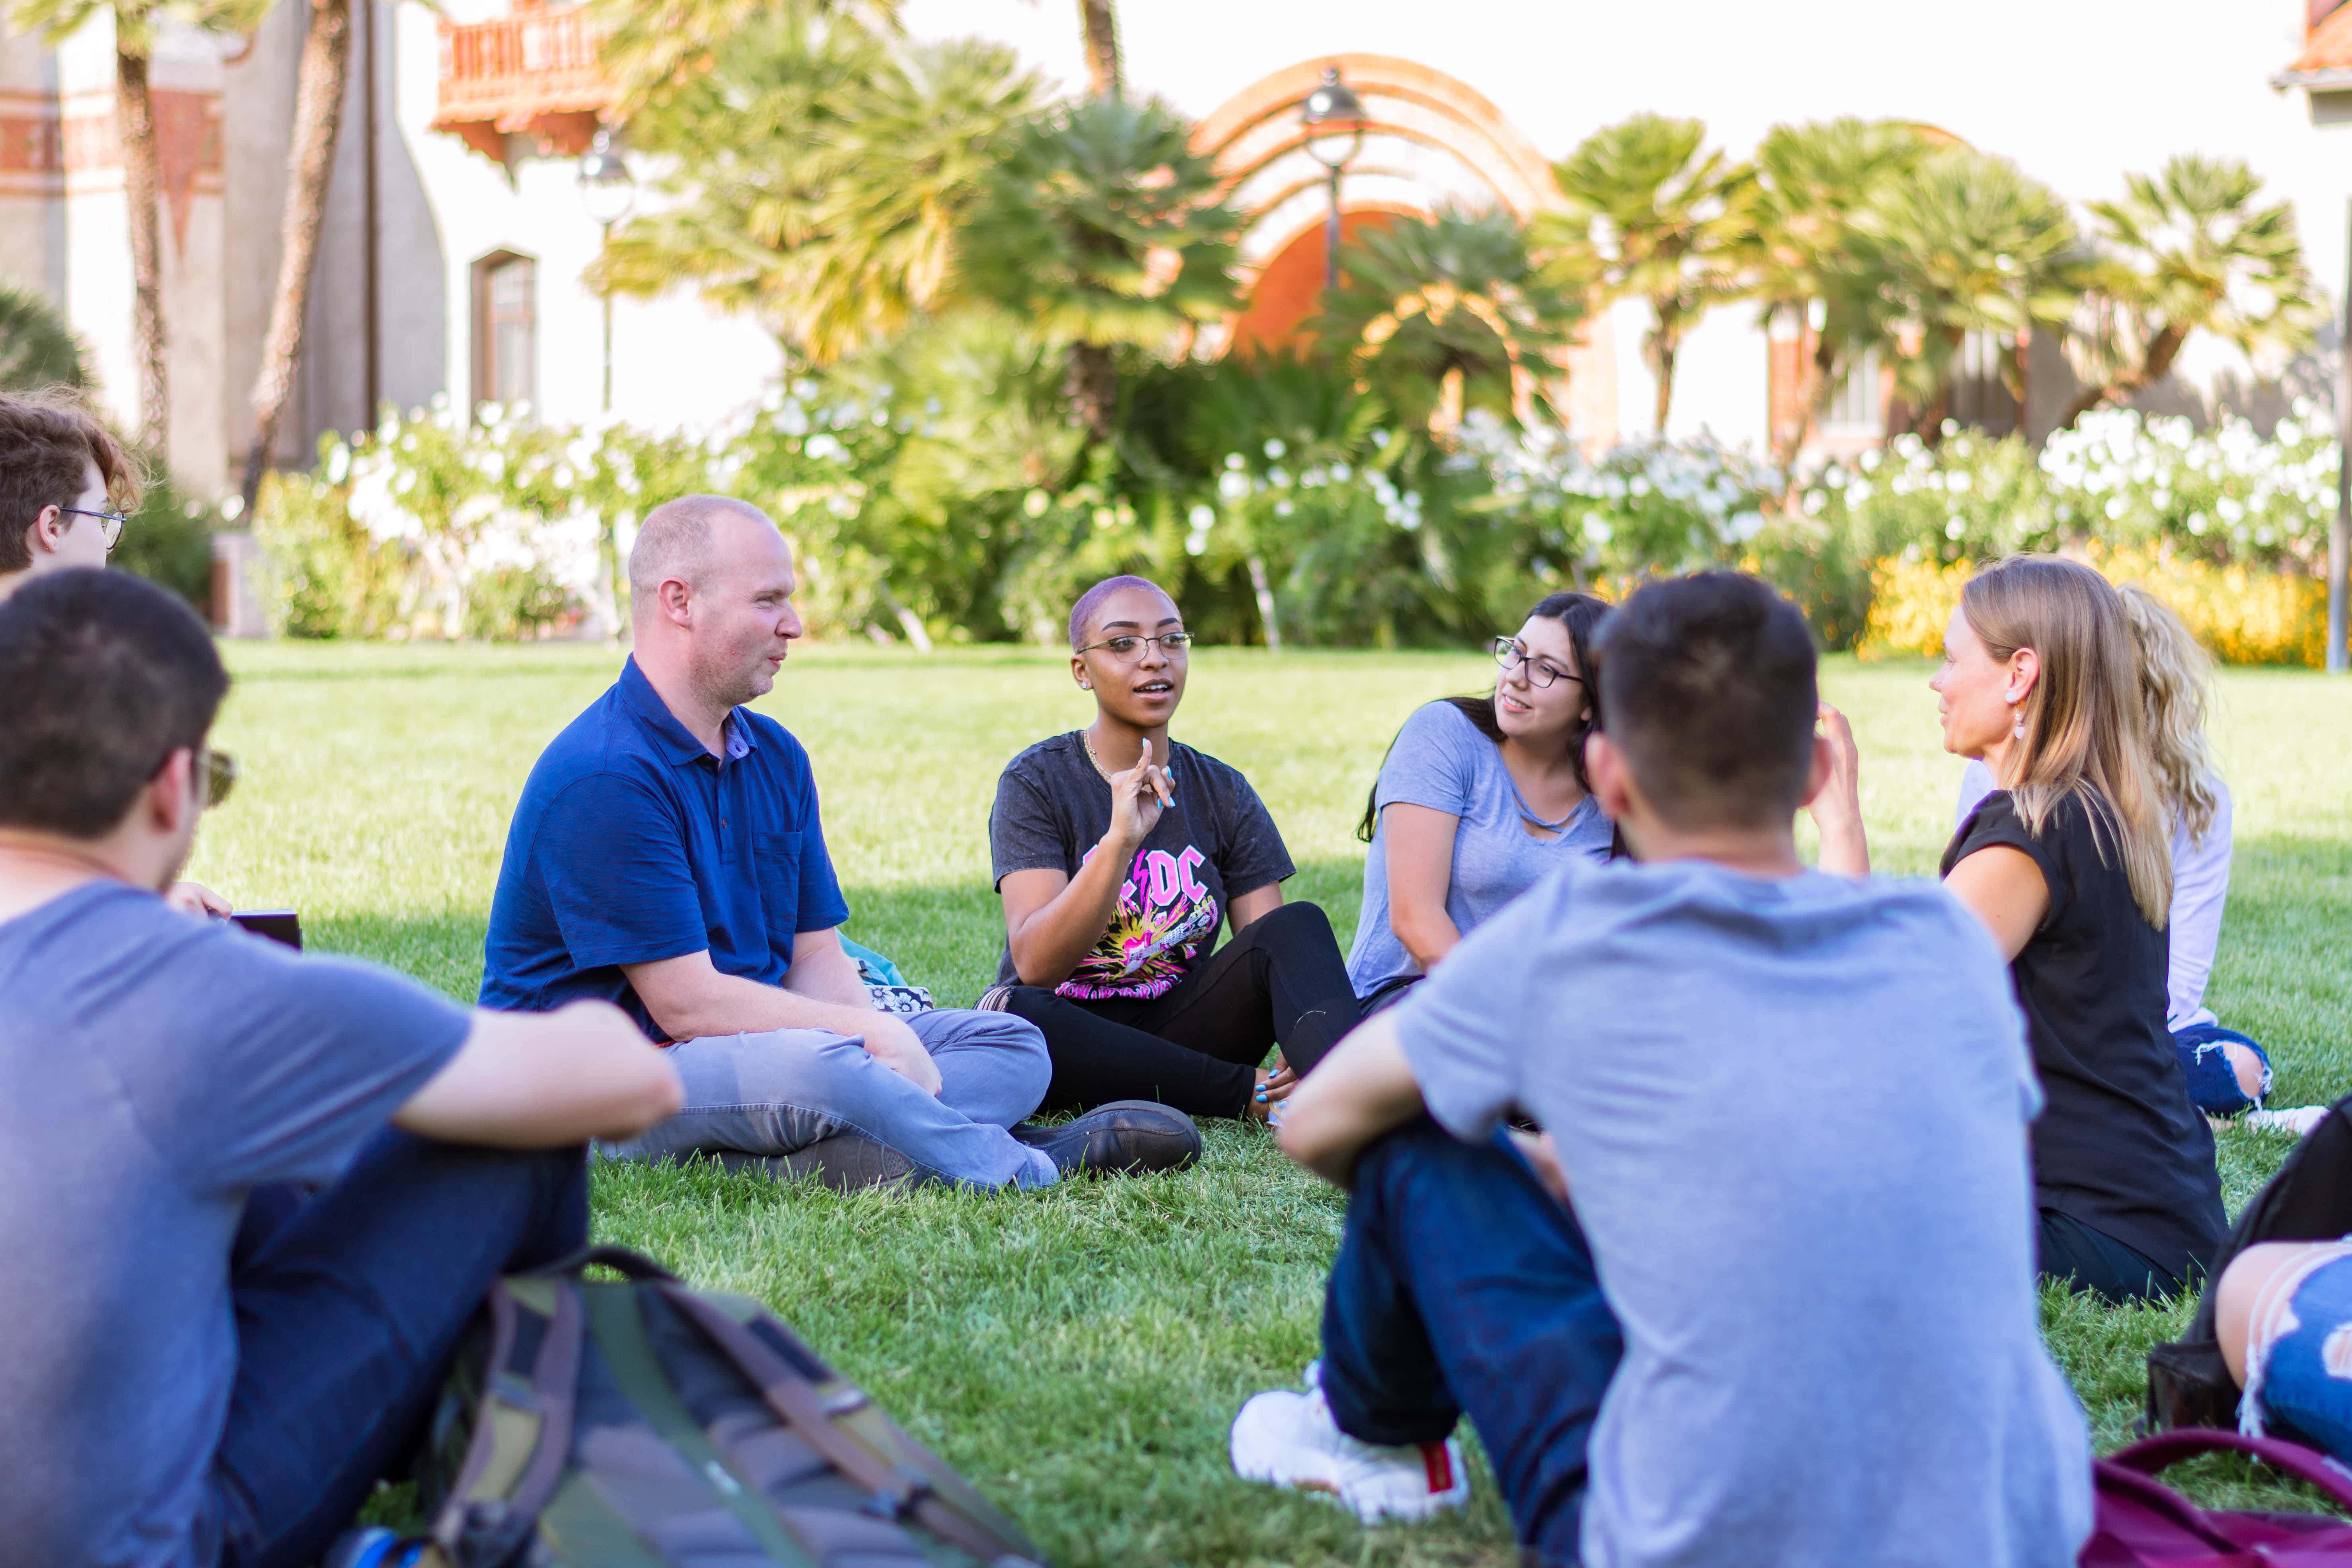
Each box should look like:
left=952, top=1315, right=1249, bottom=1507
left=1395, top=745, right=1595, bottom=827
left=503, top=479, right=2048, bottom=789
left=481, top=494, right=1199, bottom=1187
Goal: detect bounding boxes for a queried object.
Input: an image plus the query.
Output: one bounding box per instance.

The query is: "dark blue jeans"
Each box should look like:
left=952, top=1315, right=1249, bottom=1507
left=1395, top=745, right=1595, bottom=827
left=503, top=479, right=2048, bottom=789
left=205, top=1130, right=590, bottom=1568
left=1318, top=1118, right=1622, bottom=1564
left=2173, top=1023, right=2272, bottom=1116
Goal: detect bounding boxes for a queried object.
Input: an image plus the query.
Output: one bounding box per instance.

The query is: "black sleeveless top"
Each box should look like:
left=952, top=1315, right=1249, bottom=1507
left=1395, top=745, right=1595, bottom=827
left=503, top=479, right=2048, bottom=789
left=1942, top=788, right=2226, bottom=1283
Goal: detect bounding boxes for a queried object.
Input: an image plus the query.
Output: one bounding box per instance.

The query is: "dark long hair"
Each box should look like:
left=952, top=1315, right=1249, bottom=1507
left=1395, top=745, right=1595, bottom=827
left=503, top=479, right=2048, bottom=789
left=1356, top=592, right=1613, bottom=843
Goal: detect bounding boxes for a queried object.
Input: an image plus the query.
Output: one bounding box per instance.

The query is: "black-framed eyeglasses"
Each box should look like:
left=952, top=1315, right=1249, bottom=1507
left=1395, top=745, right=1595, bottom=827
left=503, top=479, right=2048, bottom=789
left=1076, top=631, right=1194, bottom=661
left=59, top=507, right=129, bottom=550
left=1493, top=635, right=1581, bottom=690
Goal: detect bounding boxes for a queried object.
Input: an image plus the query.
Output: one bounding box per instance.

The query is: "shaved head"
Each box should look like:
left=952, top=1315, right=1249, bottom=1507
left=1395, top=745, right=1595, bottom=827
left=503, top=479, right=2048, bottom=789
left=1069, top=574, right=1174, bottom=649
left=629, top=493, right=777, bottom=614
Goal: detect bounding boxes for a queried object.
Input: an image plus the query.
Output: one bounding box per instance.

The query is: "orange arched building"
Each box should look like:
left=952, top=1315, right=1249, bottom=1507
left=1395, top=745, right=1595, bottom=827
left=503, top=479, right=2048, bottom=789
left=1187, top=54, right=1618, bottom=446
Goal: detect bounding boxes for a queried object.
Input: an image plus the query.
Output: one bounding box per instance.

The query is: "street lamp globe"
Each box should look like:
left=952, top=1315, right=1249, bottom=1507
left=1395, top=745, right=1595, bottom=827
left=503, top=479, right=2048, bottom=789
left=1299, top=65, right=1365, bottom=171
left=577, top=129, right=636, bottom=228
left=1298, top=65, right=1366, bottom=293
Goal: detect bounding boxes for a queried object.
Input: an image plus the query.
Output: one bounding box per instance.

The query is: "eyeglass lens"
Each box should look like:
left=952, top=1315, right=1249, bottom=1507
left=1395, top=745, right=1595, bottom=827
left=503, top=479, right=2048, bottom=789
left=1098, top=634, right=1190, bottom=660
left=1493, top=637, right=1562, bottom=688
left=202, top=750, right=238, bottom=809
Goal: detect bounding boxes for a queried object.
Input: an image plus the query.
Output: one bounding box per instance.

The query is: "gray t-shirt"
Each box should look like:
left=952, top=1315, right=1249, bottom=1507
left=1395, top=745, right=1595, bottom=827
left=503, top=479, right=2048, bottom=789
left=1347, top=700, right=1613, bottom=997
left=0, top=882, right=470, bottom=1568
left=1394, top=859, right=2091, bottom=1568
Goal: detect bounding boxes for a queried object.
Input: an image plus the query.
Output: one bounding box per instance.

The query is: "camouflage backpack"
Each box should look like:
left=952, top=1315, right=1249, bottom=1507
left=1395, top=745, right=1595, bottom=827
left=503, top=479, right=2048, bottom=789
left=408, top=1247, right=1046, bottom=1568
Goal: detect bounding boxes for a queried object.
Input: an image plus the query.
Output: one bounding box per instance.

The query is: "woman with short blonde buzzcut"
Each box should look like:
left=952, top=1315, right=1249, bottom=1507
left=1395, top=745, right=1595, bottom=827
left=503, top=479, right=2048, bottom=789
left=1821, top=554, right=2227, bottom=1302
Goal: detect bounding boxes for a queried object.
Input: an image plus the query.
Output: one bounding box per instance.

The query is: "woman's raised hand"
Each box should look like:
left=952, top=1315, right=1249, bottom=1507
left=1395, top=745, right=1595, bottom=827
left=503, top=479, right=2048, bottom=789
left=1807, top=702, right=1870, bottom=876
left=1106, top=736, right=1176, bottom=849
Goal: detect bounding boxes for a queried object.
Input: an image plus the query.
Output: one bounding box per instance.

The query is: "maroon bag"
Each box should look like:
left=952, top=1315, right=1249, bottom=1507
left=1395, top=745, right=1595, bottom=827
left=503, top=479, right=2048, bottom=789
left=2084, top=1428, right=2352, bottom=1565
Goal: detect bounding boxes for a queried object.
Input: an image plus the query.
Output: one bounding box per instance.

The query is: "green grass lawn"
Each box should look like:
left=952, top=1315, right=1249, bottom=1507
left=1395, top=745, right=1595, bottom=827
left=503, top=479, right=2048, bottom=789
left=190, top=641, right=2352, bottom=1565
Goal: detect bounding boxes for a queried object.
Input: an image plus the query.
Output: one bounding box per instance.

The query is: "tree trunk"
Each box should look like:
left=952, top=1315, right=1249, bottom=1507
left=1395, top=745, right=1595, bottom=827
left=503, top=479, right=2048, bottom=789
left=2057, top=321, right=2186, bottom=433
left=1076, top=0, right=1120, bottom=97
left=116, top=48, right=167, bottom=453
left=1647, top=294, right=1686, bottom=437
left=1771, top=319, right=1840, bottom=476
left=1246, top=553, right=1280, bottom=651
left=241, top=0, right=354, bottom=512
left=1914, top=388, right=1952, bottom=450
left=1065, top=339, right=1116, bottom=444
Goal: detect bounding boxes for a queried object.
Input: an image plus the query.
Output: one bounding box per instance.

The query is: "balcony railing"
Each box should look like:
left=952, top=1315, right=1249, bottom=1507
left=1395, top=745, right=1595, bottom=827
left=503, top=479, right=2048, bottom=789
left=433, top=4, right=614, bottom=159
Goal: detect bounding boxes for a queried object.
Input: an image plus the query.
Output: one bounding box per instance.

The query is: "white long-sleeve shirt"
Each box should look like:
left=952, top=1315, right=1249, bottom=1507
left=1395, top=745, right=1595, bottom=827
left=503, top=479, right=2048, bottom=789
left=1956, top=760, right=2232, bottom=1032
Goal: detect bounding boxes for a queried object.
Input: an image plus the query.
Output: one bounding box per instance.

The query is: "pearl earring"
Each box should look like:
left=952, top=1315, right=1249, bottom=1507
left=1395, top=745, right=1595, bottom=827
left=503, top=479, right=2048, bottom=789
left=2005, top=690, right=2025, bottom=741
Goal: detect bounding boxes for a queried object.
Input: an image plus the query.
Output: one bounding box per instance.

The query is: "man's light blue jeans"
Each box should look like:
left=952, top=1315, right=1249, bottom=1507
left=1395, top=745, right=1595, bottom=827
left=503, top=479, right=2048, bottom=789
left=600, top=1008, right=1060, bottom=1188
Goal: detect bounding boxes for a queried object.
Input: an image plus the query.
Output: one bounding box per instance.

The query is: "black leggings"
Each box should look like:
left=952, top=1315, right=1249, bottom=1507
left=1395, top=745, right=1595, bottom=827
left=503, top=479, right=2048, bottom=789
left=996, top=900, right=1357, bottom=1120
left=2037, top=1208, right=2190, bottom=1304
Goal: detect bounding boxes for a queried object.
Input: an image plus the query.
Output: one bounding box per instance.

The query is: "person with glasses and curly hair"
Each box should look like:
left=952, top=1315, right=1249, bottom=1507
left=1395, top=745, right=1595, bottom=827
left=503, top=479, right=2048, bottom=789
left=1348, top=593, right=1616, bottom=1017
left=0, top=389, right=138, bottom=603
left=983, top=575, right=1358, bottom=1122
left=0, top=390, right=232, bottom=918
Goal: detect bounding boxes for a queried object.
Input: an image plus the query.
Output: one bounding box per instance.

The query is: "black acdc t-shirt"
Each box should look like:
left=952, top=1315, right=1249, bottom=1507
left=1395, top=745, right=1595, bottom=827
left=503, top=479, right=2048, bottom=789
left=989, top=733, right=1294, bottom=1001
left=1942, top=788, right=2226, bottom=1283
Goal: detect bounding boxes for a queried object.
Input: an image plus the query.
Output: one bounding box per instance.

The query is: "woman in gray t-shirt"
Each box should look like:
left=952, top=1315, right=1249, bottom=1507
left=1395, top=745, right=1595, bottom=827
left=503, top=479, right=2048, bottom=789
left=1349, top=593, right=1615, bottom=1005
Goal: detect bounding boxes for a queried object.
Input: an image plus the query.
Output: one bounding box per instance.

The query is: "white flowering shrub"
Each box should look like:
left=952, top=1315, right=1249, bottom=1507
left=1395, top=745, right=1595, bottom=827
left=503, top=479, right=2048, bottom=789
left=256, top=399, right=735, bottom=639
left=1468, top=417, right=1778, bottom=587
left=1775, top=407, right=2339, bottom=648
left=253, top=382, right=2338, bottom=654
left=2036, top=409, right=2337, bottom=571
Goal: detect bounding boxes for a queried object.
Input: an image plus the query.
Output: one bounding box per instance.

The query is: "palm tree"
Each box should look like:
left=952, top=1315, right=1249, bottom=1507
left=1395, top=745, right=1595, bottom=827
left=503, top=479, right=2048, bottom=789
left=0, top=280, right=90, bottom=391
left=595, top=17, right=1042, bottom=367
left=240, top=0, right=353, bottom=510
left=1318, top=206, right=1586, bottom=436
left=592, top=0, right=898, bottom=115
left=1075, top=0, right=1118, bottom=97
left=1841, top=147, right=2081, bottom=444
left=1743, top=118, right=1929, bottom=468
left=11, top=0, right=269, bottom=455
left=2061, top=155, right=2320, bottom=429
left=958, top=93, right=1240, bottom=442
left=1540, top=113, right=1751, bottom=436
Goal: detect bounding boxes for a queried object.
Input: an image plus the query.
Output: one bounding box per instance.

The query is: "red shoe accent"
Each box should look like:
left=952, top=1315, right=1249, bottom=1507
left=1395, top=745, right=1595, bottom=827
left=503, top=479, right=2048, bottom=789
left=1419, top=1441, right=1455, bottom=1494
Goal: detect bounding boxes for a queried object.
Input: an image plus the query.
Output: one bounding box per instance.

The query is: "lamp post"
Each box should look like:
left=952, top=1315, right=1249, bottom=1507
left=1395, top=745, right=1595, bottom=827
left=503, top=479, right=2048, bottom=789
left=578, top=128, right=637, bottom=641
left=577, top=130, right=637, bottom=415
left=1299, top=66, right=1366, bottom=296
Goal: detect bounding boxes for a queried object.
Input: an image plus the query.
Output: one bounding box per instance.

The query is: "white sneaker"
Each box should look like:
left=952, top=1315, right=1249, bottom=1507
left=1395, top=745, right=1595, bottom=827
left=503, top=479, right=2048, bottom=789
left=2248, top=1104, right=2331, bottom=1138
left=1230, top=1371, right=1470, bottom=1523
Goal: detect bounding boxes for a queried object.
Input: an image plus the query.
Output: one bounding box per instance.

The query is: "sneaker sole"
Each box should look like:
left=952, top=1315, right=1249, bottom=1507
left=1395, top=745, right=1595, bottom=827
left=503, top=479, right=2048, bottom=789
left=1230, top=1395, right=1467, bottom=1525
left=713, top=1135, right=927, bottom=1192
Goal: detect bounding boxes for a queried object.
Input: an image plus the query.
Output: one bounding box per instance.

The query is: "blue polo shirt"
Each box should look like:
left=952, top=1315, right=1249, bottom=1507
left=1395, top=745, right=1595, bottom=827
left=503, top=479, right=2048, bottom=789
left=480, top=656, right=849, bottom=1040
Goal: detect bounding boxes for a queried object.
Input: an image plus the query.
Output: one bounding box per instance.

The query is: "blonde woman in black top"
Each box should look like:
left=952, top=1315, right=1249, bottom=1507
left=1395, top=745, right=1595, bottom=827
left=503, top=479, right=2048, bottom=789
left=1818, top=554, right=2225, bottom=1301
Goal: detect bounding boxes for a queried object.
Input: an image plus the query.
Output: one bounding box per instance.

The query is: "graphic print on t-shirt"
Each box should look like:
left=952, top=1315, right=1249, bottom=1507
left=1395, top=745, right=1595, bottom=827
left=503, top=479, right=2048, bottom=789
left=1059, top=840, right=1221, bottom=1000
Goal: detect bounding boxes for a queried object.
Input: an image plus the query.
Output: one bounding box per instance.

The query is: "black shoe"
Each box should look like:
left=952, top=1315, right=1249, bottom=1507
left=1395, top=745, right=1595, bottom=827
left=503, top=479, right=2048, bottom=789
left=714, top=1134, right=929, bottom=1192
left=1011, top=1100, right=1202, bottom=1176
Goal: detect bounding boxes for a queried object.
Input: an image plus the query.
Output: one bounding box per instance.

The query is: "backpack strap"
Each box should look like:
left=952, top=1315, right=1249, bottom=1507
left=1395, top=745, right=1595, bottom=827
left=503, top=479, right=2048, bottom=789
left=654, top=1284, right=1039, bottom=1566
left=2105, top=1427, right=2352, bottom=1513
left=525, top=1244, right=683, bottom=1284
left=426, top=1276, right=588, bottom=1568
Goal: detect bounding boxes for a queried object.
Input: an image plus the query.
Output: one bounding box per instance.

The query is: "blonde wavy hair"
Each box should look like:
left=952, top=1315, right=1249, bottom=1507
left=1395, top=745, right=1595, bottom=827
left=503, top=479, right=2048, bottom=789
left=1963, top=555, right=2172, bottom=927
left=2116, top=584, right=2222, bottom=846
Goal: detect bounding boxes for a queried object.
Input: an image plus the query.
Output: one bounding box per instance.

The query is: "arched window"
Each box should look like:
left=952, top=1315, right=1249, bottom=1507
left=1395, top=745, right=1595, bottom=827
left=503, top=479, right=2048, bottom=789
left=470, top=250, right=537, bottom=414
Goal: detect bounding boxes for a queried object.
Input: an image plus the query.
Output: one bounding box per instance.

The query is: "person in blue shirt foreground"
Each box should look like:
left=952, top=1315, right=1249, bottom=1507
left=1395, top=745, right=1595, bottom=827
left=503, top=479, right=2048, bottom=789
left=481, top=494, right=1199, bottom=1188
left=1232, top=573, right=2092, bottom=1568
left=0, top=569, right=685, bottom=1568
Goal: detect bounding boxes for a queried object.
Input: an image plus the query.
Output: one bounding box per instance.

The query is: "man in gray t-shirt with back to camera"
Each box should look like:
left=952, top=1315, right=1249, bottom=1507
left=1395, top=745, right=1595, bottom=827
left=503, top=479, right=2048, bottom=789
left=1233, top=572, right=2091, bottom=1567
left=0, top=570, right=683, bottom=1568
